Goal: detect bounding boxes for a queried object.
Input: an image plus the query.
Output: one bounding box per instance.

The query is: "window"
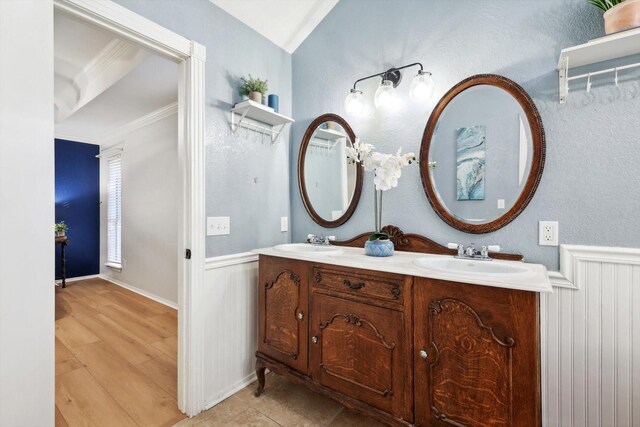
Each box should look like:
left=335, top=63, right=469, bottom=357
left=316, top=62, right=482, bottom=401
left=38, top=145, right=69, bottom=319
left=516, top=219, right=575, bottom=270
left=107, top=155, right=122, bottom=268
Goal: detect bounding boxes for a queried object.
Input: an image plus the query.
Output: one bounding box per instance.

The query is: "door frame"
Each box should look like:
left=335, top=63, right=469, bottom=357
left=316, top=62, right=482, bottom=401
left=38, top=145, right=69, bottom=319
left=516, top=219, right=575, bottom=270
left=54, top=0, right=207, bottom=416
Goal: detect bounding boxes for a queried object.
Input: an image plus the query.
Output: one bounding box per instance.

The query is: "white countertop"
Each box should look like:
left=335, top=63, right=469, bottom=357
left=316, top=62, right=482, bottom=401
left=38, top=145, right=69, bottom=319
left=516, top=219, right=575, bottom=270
left=252, top=245, right=553, bottom=293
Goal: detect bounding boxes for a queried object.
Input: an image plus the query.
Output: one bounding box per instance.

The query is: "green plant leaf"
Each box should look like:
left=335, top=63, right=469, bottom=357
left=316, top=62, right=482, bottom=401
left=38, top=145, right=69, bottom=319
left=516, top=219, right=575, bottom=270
left=368, top=232, right=390, bottom=241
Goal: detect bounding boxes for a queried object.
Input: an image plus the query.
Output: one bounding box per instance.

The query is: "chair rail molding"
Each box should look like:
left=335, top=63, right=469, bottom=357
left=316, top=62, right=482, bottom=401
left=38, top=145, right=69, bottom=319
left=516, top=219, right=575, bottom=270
left=549, top=244, right=640, bottom=290
left=205, top=252, right=259, bottom=270
left=54, top=0, right=207, bottom=417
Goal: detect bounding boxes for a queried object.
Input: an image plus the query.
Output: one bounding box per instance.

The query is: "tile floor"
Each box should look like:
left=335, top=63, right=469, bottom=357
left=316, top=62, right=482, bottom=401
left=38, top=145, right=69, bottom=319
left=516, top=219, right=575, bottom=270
left=174, top=372, right=385, bottom=427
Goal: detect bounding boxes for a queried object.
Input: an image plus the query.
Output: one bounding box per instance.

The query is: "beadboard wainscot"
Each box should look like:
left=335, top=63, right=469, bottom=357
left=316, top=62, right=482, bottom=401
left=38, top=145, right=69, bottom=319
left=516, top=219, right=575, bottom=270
left=541, top=245, right=640, bottom=426
left=203, top=252, right=259, bottom=408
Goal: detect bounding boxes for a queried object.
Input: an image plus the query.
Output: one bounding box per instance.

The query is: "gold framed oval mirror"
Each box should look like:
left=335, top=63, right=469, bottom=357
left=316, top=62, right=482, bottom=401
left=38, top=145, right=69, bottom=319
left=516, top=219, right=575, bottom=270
left=298, top=113, right=363, bottom=228
left=420, top=74, right=545, bottom=234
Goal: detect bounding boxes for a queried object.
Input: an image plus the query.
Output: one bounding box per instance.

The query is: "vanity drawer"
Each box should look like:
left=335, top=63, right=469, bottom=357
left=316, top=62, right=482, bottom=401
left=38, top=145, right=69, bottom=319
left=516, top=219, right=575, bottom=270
left=312, top=266, right=405, bottom=306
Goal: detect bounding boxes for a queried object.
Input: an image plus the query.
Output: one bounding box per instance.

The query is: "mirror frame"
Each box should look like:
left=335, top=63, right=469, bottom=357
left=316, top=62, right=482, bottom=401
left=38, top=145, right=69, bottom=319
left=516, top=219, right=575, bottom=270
left=298, top=113, right=363, bottom=228
left=419, top=74, right=546, bottom=234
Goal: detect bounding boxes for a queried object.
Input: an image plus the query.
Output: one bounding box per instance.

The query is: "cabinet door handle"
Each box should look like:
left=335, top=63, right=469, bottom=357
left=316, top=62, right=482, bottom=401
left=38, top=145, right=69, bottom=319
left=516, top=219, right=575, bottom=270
left=343, top=278, right=365, bottom=290
left=297, top=312, right=304, bottom=320
left=311, top=336, right=318, bottom=344
left=419, top=348, right=428, bottom=360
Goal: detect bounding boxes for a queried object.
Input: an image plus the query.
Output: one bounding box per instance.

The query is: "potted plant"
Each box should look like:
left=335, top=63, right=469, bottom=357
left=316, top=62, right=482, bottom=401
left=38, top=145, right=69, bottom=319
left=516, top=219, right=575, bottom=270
left=588, top=0, right=640, bottom=34
left=55, top=221, right=67, bottom=237
left=240, top=74, right=268, bottom=104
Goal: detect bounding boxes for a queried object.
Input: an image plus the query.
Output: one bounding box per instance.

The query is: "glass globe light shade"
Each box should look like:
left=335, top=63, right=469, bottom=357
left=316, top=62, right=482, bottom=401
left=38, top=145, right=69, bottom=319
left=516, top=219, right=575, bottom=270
left=409, top=70, right=434, bottom=101
left=344, top=89, right=365, bottom=116
left=374, top=80, right=398, bottom=109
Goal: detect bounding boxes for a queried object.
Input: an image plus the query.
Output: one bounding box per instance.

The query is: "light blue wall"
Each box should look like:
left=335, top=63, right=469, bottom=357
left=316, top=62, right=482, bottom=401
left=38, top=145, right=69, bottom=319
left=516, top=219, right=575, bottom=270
left=113, top=0, right=292, bottom=257
left=291, top=0, right=640, bottom=270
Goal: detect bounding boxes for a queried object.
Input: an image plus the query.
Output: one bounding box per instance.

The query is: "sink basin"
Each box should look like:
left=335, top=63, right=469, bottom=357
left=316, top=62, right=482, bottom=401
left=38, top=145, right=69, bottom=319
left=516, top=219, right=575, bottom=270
left=273, top=243, right=343, bottom=255
left=413, top=257, right=530, bottom=277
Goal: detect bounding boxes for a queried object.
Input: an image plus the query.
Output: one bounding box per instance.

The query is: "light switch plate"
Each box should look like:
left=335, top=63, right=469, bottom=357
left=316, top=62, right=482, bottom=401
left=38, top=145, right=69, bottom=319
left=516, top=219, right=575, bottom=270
left=207, top=216, right=230, bottom=236
left=280, top=216, right=288, bottom=232
left=539, top=221, right=559, bottom=246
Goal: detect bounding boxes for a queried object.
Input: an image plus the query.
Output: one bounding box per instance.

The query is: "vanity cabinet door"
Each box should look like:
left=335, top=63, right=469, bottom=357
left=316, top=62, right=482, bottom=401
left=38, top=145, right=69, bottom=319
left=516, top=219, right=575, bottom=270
left=413, top=278, right=540, bottom=427
left=258, top=256, right=309, bottom=374
left=310, top=293, right=405, bottom=417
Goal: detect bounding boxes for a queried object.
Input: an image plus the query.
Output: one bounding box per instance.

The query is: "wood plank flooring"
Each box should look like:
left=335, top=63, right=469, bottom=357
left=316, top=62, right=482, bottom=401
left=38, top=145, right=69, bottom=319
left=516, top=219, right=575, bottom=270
left=55, top=278, right=185, bottom=427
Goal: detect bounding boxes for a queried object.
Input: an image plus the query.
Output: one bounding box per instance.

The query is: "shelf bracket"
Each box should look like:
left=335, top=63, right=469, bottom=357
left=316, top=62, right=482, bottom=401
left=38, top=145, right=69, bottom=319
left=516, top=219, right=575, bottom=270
left=558, top=56, right=569, bottom=104
left=231, top=109, right=250, bottom=134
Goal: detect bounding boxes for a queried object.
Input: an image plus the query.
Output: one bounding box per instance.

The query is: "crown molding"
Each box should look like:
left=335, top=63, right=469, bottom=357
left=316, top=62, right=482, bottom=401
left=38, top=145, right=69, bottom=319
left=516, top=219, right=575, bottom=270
left=98, top=101, right=178, bottom=144
left=55, top=38, right=149, bottom=123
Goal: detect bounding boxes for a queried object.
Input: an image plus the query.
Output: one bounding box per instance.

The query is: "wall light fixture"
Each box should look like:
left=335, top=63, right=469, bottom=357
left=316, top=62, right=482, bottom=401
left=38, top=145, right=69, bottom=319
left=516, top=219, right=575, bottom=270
left=344, top=62, right=433, bottom=116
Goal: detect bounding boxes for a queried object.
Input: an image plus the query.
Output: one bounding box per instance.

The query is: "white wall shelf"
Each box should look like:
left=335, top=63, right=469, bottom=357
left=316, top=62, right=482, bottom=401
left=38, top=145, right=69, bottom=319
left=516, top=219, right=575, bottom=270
left=558, top=27, right=640, bottom=103
left=313, top=128, right=346, bottom=141
left=230, top=100, right=294, bottom=142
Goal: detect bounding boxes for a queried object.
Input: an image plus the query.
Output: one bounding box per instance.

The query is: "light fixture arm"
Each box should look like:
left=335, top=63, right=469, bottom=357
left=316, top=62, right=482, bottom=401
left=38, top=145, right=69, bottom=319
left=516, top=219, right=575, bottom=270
left=351, top=62, right=424, bottom=90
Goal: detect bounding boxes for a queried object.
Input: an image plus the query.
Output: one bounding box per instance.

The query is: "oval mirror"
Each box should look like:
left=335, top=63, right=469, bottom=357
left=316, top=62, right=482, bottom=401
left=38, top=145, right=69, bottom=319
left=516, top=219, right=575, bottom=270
left=298, top=114, right=363, bottom=228
left=420, top=74, right=545, bottom=234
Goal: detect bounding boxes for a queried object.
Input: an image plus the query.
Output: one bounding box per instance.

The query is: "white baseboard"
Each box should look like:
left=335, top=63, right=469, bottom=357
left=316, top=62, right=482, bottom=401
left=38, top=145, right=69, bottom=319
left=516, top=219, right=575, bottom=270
left=56, top=274, right=100, bottom=284
left=204, top=372, right=257, bottom=410
left=99, top=275, right=178, bottom=309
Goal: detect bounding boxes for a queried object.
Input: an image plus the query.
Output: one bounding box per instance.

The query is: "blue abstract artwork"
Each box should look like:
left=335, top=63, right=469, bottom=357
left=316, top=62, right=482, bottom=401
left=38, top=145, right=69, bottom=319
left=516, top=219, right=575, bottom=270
left=456, top=125, right=485, bottom=200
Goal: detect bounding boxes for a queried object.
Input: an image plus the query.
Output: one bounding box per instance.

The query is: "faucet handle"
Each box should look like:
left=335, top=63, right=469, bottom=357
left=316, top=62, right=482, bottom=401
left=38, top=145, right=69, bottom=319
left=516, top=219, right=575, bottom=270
left=307, top=234, right=316, bottom=243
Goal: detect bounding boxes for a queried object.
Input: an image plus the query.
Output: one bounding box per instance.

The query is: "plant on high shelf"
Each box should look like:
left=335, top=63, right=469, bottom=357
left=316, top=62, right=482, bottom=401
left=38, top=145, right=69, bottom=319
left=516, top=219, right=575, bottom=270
left=54, top=221, right=68, bottom=237
left=346, top=139, right=436, bottom=257
left=587, top=0, right=640, bottom=34
left=240, top=74, right=268, bottom=104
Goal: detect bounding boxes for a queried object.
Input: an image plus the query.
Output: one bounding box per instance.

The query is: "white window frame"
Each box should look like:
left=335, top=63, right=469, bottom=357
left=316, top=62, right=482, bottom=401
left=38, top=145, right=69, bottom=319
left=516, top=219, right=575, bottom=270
left=106, top=154, right=122, bottom=270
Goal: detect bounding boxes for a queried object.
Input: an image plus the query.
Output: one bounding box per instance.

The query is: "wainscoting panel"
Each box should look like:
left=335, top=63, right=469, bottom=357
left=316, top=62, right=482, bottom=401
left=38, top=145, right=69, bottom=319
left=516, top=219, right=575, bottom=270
left=203, top=252, right=259, bottom=408
left=542, top=245, right=640, bottom=426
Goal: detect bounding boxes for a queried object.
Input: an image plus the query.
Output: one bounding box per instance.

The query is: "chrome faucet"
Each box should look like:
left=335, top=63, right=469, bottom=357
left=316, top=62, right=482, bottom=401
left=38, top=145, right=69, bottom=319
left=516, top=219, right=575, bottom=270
left=448, top=243, right=501, bottom=261
left=307, top=234, right=336, bottom=245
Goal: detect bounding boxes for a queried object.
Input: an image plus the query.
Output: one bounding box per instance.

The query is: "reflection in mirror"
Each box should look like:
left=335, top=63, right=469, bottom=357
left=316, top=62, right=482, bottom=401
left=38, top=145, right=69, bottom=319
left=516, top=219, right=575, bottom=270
left=430, top=85, right=533, bottom=223
left=299, top=114, right=362, bottom=228
left=420, top=74, right=545, bottom=234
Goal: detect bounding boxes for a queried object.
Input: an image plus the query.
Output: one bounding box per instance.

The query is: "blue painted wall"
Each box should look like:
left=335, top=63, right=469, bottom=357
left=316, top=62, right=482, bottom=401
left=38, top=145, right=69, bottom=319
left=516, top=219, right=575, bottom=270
left=55, top=139, right=100, bottom=278
left=291, top=0, right=640, bottom=270
left=113, top=0, right=292, bottom=257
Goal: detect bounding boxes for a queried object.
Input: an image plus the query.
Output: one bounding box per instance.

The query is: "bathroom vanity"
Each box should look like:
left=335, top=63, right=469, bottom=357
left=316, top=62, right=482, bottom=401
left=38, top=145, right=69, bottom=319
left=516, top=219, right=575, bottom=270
left=253, top=227, right=551, bottom=427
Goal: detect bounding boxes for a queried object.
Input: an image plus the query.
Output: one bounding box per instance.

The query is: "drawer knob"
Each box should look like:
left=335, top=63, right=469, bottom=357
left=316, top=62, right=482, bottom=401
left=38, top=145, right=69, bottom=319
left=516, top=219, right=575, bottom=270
left=297, top=312, right=304, bottom=320
left=343, top=278, right=365, bottom=290
left=312, top=336, right=318, bottom=344
left=419, top=349, right=428, bottom=360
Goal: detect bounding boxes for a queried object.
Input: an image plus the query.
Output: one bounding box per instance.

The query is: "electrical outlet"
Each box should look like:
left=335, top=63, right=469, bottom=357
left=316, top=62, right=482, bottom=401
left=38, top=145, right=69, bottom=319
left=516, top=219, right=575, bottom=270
left=539, top=221, right=559, bottom=246
left=207, top=216, right=230, bottom=236
left=280, top=216, right=288, bottom=232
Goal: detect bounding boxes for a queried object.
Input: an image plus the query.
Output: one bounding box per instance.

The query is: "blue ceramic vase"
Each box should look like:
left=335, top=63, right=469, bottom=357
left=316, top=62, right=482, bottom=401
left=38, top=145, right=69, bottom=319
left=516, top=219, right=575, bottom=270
left=364, top=239, right=394, bottom=257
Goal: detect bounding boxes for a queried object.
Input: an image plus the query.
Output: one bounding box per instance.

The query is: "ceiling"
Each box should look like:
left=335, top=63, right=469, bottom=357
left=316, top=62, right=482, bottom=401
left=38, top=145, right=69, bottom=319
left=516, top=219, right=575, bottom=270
left=54, top=13, right=178, bottom=144
left=209, top=0, right=339, bottom=53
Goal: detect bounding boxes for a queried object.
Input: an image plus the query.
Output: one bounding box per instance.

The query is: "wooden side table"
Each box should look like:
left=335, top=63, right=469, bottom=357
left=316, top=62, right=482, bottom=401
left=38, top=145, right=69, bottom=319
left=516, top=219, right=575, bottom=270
left=55, top=236, right=68, bottom=288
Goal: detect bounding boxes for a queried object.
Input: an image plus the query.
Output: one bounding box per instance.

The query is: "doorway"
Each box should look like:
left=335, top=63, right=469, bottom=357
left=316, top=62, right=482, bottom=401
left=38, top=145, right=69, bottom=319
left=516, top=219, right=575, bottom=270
left=53, top=0, right=206, bottom=418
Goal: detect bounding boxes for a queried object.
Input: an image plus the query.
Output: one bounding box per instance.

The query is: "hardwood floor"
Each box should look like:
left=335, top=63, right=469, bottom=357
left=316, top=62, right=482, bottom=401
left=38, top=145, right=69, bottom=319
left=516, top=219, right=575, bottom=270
left=55, top=278, right=185, bottom=427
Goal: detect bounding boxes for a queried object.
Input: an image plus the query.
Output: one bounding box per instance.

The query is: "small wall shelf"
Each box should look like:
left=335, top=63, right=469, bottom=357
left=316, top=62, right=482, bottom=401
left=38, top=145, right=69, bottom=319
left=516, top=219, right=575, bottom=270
left=313, top=128, right=347, bottom=141
left=230, top=100, right=294, bottom=142
left=558, top=27, right=640, bottom=103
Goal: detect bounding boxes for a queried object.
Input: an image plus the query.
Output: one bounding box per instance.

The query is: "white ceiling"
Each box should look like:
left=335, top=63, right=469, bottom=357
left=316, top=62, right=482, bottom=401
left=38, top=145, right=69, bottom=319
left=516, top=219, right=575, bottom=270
left=54, top=13, right=177, bottom=144
left=209, top=0, right=339, bottom=53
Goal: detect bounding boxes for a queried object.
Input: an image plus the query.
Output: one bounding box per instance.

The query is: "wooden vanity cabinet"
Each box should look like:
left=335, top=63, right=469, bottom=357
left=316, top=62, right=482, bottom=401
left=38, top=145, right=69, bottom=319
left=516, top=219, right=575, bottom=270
left=257, top=256, right=309, bottom=374
left=413, top=278, right=540, bottom=427
left=256, top=254, right=540, bottom=427
left=310, top=266, right=412, bottom=420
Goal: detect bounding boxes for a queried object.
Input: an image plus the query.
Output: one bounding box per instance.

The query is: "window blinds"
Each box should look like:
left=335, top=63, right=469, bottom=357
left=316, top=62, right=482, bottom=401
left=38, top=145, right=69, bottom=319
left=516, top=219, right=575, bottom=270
left=107, top=156, right=122, bottom=266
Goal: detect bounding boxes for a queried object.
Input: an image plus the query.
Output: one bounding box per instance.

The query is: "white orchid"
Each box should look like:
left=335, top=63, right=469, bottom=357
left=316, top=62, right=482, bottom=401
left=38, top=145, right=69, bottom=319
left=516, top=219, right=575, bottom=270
left=348, top=139, right=416, bottom=191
